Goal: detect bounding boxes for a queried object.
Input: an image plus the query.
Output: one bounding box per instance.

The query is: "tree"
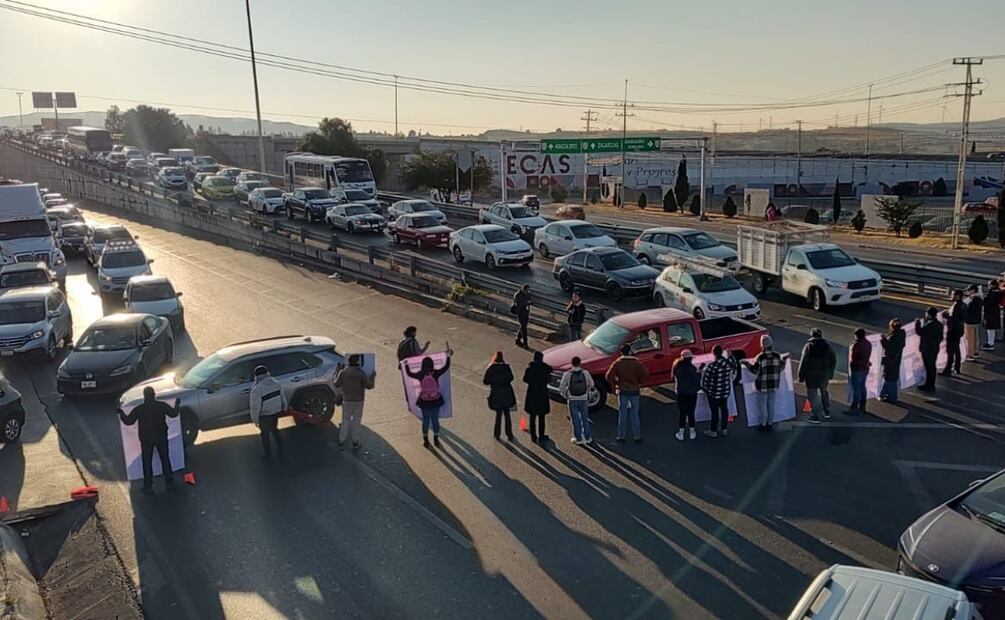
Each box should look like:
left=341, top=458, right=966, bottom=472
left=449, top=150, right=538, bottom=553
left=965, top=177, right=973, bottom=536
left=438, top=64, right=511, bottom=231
left=689, top=194, right=701, bottom=215
left=805, top=208, right=820, bottom=225
left=673, top=157, right=690, bottom=208
left=637, top=193, right=647, bottom=210
left=122, top=105, right=190, bottom=153
left=831, top=178, right=842, bottom=224
left=933, top=177, right=948, bottom=197
left=852, top=210, right=867, bottom=232
left=874, top=196, right=921, bottom=236
left=662, top=189, right=677, bottom=213
left=297, top=117, right=387, bottom=183
left=908, top=222, right=923, bottom=238
left=968, top=215, right=989, bottom=244
left=402, top=152, right=492, bottom=201
left=104, top=105, right=125, bottom=134
left=722, top=195, right=737, bottom=218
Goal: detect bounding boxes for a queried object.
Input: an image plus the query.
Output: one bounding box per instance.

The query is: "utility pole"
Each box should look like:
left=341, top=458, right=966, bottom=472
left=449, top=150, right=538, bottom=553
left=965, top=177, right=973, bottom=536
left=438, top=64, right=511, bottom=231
left=795, top=120, right=803, bottom=197
left=616, top=79, right=634, bottom=208
left=699, top=138, right=708, bottom=220
left=15, top=92, right=23, bottom=130
left=878, top=102, right=883, bottom=125
left=950, top=57, right=984, bottom=249
left=244, top=0, right=267, bottom=174
left=899, top=132, right=905, bottom=155
left=394, top=75, right=399, bottom=136
left=709, top=121, right=718, bottom=207
left=834, top=114, right=839, bottom=128
left=580, top=108, right=599, bottom=203
left=865, top=83, right=873, bottom=156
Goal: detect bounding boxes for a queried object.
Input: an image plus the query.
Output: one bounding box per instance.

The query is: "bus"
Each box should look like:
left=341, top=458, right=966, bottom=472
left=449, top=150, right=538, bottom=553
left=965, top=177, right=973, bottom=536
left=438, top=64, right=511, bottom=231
left=64, top=126, right=114, bottom=161
left=284, top=153, right=377, bottom=199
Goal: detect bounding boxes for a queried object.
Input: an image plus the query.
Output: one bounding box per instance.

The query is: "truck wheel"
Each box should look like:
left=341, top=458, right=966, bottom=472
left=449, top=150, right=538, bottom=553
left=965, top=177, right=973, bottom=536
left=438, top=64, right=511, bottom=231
left=752, top=273, right=769, bottom=295
left=292, top=388, right=335, bottom=424
left=180, top=408, right=199, bottom=447
left=810, top=288, right=826, bottom=312
left=587, top=379, right=609, bottom=413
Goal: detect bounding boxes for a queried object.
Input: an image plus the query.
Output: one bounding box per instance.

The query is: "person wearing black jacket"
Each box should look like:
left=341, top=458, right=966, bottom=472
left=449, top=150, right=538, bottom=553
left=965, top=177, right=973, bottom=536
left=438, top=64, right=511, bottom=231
left=942, top=290, right=966, bottom=375
left=963, top=284, right=983, bottom=360
left=982, top=280, right=1001, bottom=350
left=916, top=307, right=944, bottom=391
left=118, top=387, right=181, bottom=494
left=513, top=285, right=531, bottom=347
left=522, top=351, right=552, bottom=444
left=797, top=328, right=838, bottom=423
left=879, top=318, right=906, bottom=404
left=483, top=351, right=517, bottom=441
left=566, top=291, right=586, bottom=341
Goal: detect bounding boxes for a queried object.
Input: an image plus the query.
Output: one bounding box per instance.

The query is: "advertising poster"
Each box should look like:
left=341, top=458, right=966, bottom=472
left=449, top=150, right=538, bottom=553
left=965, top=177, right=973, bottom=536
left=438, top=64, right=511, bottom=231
left=399, top=351, right=453, bottom=419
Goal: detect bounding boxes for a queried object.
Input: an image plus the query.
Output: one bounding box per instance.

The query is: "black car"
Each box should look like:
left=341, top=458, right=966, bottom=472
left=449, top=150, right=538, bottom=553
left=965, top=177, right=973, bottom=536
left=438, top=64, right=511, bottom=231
left=898, top=468, right=1005, bottom=615
left=59, top=222, right=89, bottom=254
left=553, top=247, right=660, bottom=301
left=284, top=187, right=339, bottom=223
left=0, top=373, right=25, bottom=443
left=56, top=313, right=174, bottom=396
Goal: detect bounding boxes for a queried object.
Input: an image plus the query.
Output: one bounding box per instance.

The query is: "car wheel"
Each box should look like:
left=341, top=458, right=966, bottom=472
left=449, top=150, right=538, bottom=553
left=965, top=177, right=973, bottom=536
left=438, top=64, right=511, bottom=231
left=486, top=254, right=496, bottom=270
left=45, top=335, right=57, bottom=362
left=1, top=407, right=24, bottom=443
left=180, top=408, right=199, bottom=447
left=693, top=307, right=706, bottom=320
left=638, top=253, right=651, bottom=265
left=539, top=243, right=550, bottom=258
left=416, top=238, right=424, bottom=250
left=286, top=206, right=294, bottom=220
left=587, top=379, right=609, bottom=414
left=606, top=282, right=624, bottom=301
left=292, top=388, right=335, bottom=424
left=347, top=222, right=355, bottom=234
left=810, top=287, right=826, bottom=312
left=559, top=272, right=574, bottom=292
left=752, top=273, right=769, bottom=295
left=654, top=292, right=665, bottom=307
left=452, top=246, right=464, bottom=263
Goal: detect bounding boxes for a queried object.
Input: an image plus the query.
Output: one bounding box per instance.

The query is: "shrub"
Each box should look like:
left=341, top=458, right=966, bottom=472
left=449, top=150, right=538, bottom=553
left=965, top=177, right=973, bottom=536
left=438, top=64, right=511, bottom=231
left=908, top=222, right=923, bottom=238
left=722, top=196, right=737, bottom=218
left=968, top=215, right=989, bottom=244
left=932, top=177, right=948, bottom=197
left=689, top=194, right=701, bottom=215
left=804, top=208, right=820, bottom=225
left=550, top=185, right=568, bottom=203
left=662, top=191, right=677, bottom=213
left=637, top=193, right=647, bottom=210
left=875, top=196, right=921, bottom=236
left=852, top=210, right=866, bottom=232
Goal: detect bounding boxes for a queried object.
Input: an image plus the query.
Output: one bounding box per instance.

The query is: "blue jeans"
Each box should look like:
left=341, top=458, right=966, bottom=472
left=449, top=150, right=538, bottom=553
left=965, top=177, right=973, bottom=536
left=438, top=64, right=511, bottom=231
left=568, top=399, right=591, bottom=441
left=617, top=392, right=641, bottom=439
left=880, top=379, right=899, bottom=403
left=757, top=390, right=776, bottom=426
left=850, top=371, right=868, bottom=408
left=420, top=406, right=441, bottom=436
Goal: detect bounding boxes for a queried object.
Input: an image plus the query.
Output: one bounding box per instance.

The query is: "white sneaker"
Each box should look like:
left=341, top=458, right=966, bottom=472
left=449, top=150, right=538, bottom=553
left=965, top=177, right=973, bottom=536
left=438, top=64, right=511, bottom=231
left=675, top=429, right=685, bottom=441
left=689, top=428, right=697, bottom=440
left=570, top=437, right=583, bottom=445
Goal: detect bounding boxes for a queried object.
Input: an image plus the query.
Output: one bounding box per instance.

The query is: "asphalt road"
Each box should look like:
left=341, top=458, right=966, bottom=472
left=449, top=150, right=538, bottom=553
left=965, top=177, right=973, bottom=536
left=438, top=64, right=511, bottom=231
left=1, top=198, right=1003, bottom=619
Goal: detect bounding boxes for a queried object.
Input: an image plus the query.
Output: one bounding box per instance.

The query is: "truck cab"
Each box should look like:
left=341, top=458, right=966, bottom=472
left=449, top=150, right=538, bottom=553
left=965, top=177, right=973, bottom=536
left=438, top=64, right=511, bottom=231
left=0, top=184, right=67, bottom=288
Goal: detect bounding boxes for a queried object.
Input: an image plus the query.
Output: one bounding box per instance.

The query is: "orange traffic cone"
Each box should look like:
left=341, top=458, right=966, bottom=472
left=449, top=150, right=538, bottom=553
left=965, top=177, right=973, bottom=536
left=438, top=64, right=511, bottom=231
left=0, top=496, right=8, bottom=513
left=70, top=485, right=99, bottom=500
left=183, top=472, right=196, bottom=486
left=803, top=398, right=813, bottom=413
left=519, top=416, right=529, bottom=432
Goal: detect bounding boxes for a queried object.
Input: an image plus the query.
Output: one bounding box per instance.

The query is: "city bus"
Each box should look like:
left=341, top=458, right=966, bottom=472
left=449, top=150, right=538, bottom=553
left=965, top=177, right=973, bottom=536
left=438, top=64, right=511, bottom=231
left=283, top=153, right=377, bottom=199
left=64, top=126, right=114, bottom=161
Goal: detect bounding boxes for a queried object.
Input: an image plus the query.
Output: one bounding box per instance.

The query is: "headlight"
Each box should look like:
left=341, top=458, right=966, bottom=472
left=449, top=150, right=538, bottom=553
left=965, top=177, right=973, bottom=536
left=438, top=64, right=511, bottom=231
left=100, top=274, right=113, bottom=281
left=57, top=365, right=70, bottom=379
left=29, top=330, right=44, bottom=340
left=110, top=365, right=133, bottom=377
left=53, top=252, right=65, bottom=266
left=707, top=303, right=725, bottom=311
left=825, top=279, right=849, bottom=289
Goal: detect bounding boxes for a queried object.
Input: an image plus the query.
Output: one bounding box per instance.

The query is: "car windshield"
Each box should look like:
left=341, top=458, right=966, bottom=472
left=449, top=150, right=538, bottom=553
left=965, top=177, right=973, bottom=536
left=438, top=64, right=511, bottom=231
left=179, top=352, right=227, bottom=388
left=304, top=189, right=328, bottom=199
left=0, top=300, right=45, bottom=324
left=692, top=273, right=742, bottom=292
left=244, top=181, right=266, bottom=190
left=584, top=319, right=631, bottom=352
left=93, top=228, right=129, bottom=243
left=599, top=252, right=640, bottom=270
left=409, top=202, right=435, bottom=212
left=0, top=219, right=52, bottom=240
left=684, top=232, right=720, bottom=250
left=163, top=167, right=184, bottom=176
left=571, top=224, right=605, bottom=239
left=102, top=251, right=146, bottom=268
left=483, top=228, right=519, bottom=243
left=509, top=206, right=534, bottom=218
left=261, top=189, right=282, bottom=198
left=61, top=224, right=87, bottom=236
left=345, top=190, right=370, bottom=200
left=243, top=173, right=267, bottom=181
left=195, top=157, right=214, bottom=165
left=210, top=177, right=234, bottom=186
left=333, top=160, right=373, bottom=183
left=806, top=248, right=856, bottom=269
left=0, top=271, right=48, bottom=288
left=130, top=282, right=175, bottom=302
left=75, top=326, right=137, bottom=351
left=960, top=473, right=1005, bottom=529
left=344, top=205, right=370, bottom=216
left=412, top=216, right=440, bottom=228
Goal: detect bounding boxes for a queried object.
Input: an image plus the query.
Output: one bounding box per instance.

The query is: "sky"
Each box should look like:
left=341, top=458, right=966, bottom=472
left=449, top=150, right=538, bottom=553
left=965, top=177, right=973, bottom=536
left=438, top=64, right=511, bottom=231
left=0, top=0, right=1003, bottom=135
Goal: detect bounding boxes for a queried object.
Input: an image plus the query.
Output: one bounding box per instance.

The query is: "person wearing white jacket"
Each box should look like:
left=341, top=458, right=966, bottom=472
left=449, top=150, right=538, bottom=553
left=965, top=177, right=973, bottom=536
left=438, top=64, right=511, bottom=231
left=250, top=365, right=288, bottom=461
left=558, top=356, right=594, bottom=445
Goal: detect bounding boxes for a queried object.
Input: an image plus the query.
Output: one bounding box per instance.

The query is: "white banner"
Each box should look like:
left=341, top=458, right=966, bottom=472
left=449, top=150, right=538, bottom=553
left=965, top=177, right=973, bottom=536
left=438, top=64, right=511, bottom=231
left=399, top=351, right=453, bottom=419
left=865, top=318, right=967, bottom=396
left=741, top=357, right=797, bottom=427
left=119, top=410, right=185, bottom=482
left=692, top=353, right=739, bottom=423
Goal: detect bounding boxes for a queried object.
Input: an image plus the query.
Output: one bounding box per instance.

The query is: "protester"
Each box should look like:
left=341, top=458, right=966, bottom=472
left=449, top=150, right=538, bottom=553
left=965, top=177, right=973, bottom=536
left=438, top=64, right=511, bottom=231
left=942, top=290, right=966, bottom=375
left=764, top=202, right=779, bottom=222
left=742, top=335, right=785, bottom=431
left=797, top=328, right=837, bottom=423
left=566, top=291, right=586, bottom=342
left=672, top=350, right=699, bottom=440
left=405, top=350, right=452, bottom=448
left=700, top=345, right=736, bottom=437
left=483, top=351, right=517, bottom=441
left=847, top=328, right=872, bottom=415
left=522, top=351, right=552, bottom=444
left=513, top=284, right=531, bottom=347
left=333, top=354, right=375, bottom=451
left=999, top=278, right=1005, bottom=342
left=964, top=284, right=983, bottom=360
left=250, top=365, right=288, bottom=462
left=879, top=319, right=906, bottom=404
left=396, top=326, right=430, bottom=362
left=982, top=280, right=1001, bottom=350
left=916, top=307, right=943, bottom=391
left=558, top=356, right=594, bottom=445
left=118, top=387, right=180, bottom=494
left=605, top=344, right=649, bottom=443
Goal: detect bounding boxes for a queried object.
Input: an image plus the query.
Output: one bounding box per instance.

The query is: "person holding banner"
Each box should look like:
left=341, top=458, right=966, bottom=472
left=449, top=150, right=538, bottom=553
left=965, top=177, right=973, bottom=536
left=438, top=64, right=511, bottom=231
left=916, top=307, right=944, bottom=391
left=118, top=387, right=180, bottom=494
left=879, top=319, right=906, bottom=404
left=406, top=351, right=452, bottom=448
left=700, top=345, right=736, bottom=437
left=483, top=351, right=517, bottom=441
left=798, top=329, right=837, bottom=423
left=847, top=329, right=872, bottom=415
left=672, top=350, right=700, bottom=441
left=942, top=291, right=966, bottom=376
left=742, top=336, right=784, bottom=432
left=982, top=280, right=1001, bottom=350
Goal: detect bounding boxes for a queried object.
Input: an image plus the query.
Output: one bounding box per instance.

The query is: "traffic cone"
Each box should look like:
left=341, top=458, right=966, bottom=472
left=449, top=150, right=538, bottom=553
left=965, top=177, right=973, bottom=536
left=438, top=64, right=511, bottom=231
left=183, top=472, right=196, bottom=486
left=70, top=485, right=99, bottom=500
left=0, top=496, right=8, bottom=513
left=519, top=416, right=529, bottom=432
left=803, top=398, right=812, bottom=413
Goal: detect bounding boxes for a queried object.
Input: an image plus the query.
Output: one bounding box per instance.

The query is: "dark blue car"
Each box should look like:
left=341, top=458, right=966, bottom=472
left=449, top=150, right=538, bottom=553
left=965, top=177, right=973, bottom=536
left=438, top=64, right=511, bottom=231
left=898, top=468, right=1005, bottom=615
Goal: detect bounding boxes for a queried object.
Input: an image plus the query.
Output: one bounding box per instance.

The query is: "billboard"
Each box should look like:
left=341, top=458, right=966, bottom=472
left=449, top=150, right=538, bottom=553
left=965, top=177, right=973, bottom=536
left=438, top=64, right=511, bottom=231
left=31, top=92, right=53, bottom=108
left=55, top=92, right=77, bottom=108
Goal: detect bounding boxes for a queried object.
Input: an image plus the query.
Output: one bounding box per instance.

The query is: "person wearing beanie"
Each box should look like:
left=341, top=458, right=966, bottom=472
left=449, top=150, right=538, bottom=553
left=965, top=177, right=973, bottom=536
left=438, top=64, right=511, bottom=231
left=672, top=349, right=700, bottom=440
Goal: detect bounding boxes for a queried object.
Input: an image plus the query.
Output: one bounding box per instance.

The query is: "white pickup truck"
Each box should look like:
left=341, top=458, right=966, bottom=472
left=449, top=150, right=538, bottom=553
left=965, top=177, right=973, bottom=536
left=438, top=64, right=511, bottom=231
left=736, top=222, right=882, bottom=311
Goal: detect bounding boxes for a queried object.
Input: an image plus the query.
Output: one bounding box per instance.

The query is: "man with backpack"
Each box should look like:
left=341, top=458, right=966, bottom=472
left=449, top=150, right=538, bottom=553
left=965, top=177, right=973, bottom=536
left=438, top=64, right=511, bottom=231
left=558, top=356, right=594, bottom=445
left=397, top=326, right=429, bottom=362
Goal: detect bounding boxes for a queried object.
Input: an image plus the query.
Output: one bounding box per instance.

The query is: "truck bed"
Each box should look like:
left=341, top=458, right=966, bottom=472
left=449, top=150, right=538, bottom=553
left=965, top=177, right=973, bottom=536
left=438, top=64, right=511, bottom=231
left=698, top=316, right=763, bottom=342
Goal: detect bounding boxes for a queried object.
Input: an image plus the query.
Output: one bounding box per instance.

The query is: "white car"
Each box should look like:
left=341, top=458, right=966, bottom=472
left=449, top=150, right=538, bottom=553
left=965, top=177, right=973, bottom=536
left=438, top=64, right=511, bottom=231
left=156, top=166, right=188, bottom=190
left=387, top=199, right=446, bottom=224
left=325, top=203, right=387, bottom=233
left=533, top=220, right=617, bottom=258
left=653, top=264, right=760, bottom=320
left=248, top=187, right=285, bottom=214
left=478, top=202, right=547, bottom=238
left=449, top=224, right=533, bottom=270
left=97, top=240, right=153, bottom=295
left=338, top=189, right=381, bottom=214
left=124, top=275, right=185, bottom=333
left=633, top=227, right=739, bottom=270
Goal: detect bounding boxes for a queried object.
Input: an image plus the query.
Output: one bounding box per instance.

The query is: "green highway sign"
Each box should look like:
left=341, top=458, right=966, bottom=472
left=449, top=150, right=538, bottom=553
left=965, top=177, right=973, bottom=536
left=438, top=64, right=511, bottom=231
left=541, top=137, right=662, bottom=154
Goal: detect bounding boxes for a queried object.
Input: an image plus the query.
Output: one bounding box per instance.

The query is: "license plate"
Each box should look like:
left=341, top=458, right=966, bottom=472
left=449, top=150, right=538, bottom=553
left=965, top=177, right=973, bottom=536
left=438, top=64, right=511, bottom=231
left=0, top=350, right=12, bottom=357
left=80, top=380, right=96, bottom=389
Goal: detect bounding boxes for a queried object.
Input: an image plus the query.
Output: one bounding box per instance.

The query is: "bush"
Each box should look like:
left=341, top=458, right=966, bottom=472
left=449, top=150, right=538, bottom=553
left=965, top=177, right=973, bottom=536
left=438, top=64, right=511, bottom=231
left=722, top=196, right=737, bottom=218
left=933, top=177, right=948, bottom=197
left=969, top=215, right=989, bottom=244
left=804, top=208, right=820, bottom=225
left=550, top=185, right=568, bottom=203
left=662, top=191, right=677, bottom=213
left=852, top=210, right=866, bottom=232
left=908, top=221, right=923, bottom=238
left=689, top=194, right=701, bottom=215
left=875, top=196, right=921, bottom=236
left=637, top=193, right=647, bottom=210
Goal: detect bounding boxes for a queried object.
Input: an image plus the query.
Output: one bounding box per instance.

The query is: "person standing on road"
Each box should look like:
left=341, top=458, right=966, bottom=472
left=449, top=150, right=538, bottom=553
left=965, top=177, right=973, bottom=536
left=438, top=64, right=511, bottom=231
left=672, top=349, right=700, bottom=441
left=605, top=344, right=649, bottom=443
left=406, top=350, right=452, bottom=448
left=982, top=280, right=1001, bottom=350
left=118, top=387, right=180, bottom=494
left=558, top=356, right=594, bottom=445
left=483, top=351, right=516, bottom=441
left=847, top=328, right=872, bottom=415
left=942, top=290, right=966, bottom=375
left=797, top=328, right=837, bottom=423
left=397, top=326, right=429, bottom=362
left=250, top=365, right=288, bottom=462
left=916, top=307, right=944, bottom=391
left=964, top=284, right=983, bottom=361
left=522, top=351, right=552, bottom=444
left=566, top=291, right=586, bottom=342
left=333, top=354, right=375, bottom=451
left=742, top=335, right=785, bottom=431
left=700, top=345, right=736, bottom=438
left=513, top=284, right=531, bottom=347
left=879, top=319, right=906, bottom=404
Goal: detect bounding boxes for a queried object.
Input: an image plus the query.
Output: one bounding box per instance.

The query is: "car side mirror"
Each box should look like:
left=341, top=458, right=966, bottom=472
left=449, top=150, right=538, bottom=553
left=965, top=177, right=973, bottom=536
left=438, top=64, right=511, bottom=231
left=148, top=258, right=155, bottom=264
left=796, top=264, right=807, bottom=270
left=682, top=287, right=693, bottom=294
left=564, top=236, right=573, bottom=241
left=176, top=291, right=183, bottom=297
left=140, top=339, right=152, bottom=347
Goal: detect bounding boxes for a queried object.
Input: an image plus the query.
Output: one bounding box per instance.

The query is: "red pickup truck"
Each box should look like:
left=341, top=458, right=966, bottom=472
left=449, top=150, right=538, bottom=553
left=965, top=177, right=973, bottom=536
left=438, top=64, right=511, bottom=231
left=543, top=308, right=767, bottom=412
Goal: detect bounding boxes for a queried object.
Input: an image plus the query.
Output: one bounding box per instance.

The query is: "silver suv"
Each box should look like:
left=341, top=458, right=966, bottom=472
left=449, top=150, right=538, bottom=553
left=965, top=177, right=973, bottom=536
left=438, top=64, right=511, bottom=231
left=119, top=335, right=345, bottom=446
left=0, top=285, right=72, bottom=361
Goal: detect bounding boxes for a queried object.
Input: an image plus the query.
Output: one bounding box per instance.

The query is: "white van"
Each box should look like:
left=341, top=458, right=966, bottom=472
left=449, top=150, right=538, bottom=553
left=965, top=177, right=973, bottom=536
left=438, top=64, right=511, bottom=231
left=168, top=148, right=195, bottom=164
left=788, top=565, right=982, bottom=620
